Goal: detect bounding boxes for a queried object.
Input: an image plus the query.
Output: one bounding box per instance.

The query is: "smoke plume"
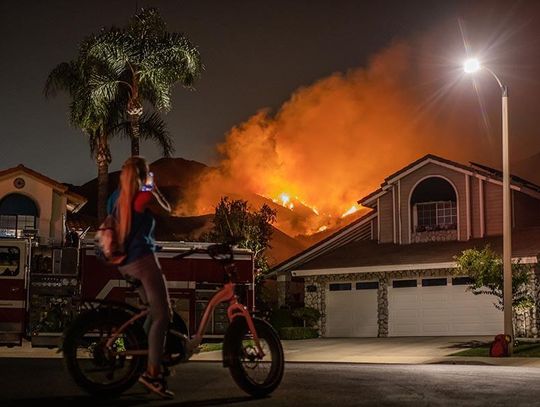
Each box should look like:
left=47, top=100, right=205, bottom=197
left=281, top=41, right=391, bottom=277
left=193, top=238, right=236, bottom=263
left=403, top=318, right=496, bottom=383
left=181, top=11, right=540, bottom=236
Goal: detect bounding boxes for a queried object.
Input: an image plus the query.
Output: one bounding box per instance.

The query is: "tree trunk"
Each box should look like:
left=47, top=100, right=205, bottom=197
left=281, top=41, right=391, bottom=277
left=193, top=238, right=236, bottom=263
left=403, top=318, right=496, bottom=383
left=96, top=133, right=111, bottom=222
left=127, top=93, right=143, bottom=156
left=129, top=113, right=141, bottom=156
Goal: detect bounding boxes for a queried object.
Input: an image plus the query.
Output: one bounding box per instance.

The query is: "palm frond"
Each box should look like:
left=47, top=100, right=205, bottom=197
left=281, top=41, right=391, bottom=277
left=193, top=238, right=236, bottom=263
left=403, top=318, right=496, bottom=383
left=139, top=112, right=174, bottom=157
left=44, top=61, right=80, bottom=97
left=139, top=32, right=202, bottom=87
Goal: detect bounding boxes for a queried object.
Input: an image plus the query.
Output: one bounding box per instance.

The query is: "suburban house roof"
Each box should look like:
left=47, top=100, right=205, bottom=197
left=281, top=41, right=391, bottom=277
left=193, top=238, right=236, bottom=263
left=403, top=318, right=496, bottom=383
left=270, top=210, right=376, bottom=275
left=291, top=227, right=540, bottom=277
left=0, top=164, right=87, bottom=212
left=358, top=154, right=540, bottom=208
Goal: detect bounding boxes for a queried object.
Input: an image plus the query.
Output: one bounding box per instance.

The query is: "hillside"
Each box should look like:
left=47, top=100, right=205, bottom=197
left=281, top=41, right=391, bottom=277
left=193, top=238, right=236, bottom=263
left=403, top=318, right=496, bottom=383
left=67, top=157, right=314, bottom=265
left=70, top=157, right=208, bottom=217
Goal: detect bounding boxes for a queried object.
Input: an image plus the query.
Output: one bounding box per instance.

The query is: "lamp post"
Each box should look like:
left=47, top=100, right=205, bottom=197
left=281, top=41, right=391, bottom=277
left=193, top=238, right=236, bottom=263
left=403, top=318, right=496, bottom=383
left=464, top=58, right=513, bottom=353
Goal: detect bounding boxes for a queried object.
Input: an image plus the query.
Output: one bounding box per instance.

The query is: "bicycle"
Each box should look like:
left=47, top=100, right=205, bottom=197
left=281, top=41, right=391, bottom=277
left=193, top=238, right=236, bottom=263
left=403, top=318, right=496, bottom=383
left=62, top=243, right=284, bottom=398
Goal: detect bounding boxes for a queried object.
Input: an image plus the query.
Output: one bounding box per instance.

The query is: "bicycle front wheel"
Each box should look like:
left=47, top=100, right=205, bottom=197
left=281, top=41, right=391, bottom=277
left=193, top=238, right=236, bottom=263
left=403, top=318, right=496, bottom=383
left=225, top=317, right=284, bottom=397
left=63, top=307, right=147, bottom=398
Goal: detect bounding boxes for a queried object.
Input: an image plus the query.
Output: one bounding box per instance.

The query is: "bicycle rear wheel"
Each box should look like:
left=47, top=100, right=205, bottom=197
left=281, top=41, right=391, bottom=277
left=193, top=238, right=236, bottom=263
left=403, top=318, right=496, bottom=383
left=225, top=317, right=284, bottom=397
left=63, top=307, right=147, bottom=398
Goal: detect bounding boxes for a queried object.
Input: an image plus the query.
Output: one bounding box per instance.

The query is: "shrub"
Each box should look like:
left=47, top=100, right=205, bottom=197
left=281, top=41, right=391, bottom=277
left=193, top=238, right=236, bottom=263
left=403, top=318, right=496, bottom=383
left=269, top=308, right=296, bottom=331
left=279, top=327, right=318, bottom=340
left=292, top=307, right=321, bottom=328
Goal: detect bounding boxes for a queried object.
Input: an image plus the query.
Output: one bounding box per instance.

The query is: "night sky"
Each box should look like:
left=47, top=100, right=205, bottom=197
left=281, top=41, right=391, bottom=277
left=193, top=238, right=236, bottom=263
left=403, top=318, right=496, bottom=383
left=1, top=0, right=539, bottom=186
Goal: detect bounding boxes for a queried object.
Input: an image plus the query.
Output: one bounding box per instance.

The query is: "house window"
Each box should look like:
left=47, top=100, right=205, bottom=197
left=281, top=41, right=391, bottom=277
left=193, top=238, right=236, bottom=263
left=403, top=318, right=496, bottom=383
left=452, top=277, right=474, bottom=286
left=0, top=193, right=39, bottom=238
left=416, top=201, right=456, bottom=232
left=0, top=215, right=17, bottom=237
left=356, top=281, right=379, bottom=290
left=329, top=283, right=352, bottom=291
left=392, top=279, right=417, bottom=288
left=0, top=214, right=37, bottom=238
left=422, top=278, right=447, bottom=287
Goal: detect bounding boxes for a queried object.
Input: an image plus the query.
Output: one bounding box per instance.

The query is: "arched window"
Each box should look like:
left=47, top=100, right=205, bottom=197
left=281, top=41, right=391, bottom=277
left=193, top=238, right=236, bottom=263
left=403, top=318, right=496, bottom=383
left=0, top=193, right=39, bottom=238
left=410, top=177, right=457, bottom=233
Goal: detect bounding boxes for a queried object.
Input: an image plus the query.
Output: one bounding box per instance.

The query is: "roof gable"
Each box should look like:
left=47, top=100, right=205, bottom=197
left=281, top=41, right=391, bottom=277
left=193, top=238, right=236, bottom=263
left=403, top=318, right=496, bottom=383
left=0, top=164, right=86, bottom=210
left=359, top=154, right=540, bottom=207
left=271, top=210, right=376, bottom=274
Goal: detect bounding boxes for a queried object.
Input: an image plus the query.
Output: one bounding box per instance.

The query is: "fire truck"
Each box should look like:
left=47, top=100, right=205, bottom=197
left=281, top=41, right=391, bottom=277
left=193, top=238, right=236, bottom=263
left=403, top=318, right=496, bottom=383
left=0, top=235, right=254, bottom=348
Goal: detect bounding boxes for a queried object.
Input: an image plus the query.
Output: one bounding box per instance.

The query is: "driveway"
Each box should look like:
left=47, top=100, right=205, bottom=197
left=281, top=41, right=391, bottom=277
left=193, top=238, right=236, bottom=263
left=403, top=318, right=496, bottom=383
left=279, top=336, right=491, bottom=364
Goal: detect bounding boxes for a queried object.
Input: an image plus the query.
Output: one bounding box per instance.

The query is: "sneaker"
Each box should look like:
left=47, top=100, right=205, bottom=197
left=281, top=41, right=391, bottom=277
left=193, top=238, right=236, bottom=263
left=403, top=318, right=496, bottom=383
left=138, top=372, right=175, bottom=399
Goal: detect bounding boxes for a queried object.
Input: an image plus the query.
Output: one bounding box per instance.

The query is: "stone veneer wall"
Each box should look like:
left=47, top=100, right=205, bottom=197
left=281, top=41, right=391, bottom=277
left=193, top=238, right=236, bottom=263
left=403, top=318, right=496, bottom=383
left=514, top=267, right=540, bottom=338
left=304, top=267, right=540, bottom=339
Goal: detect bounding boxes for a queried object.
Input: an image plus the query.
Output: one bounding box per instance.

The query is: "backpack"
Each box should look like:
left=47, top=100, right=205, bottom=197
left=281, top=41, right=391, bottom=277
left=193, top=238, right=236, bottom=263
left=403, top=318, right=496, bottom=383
left=94, top=214, right=127, bottom=266
left=489, top=334, right=510, bottom=357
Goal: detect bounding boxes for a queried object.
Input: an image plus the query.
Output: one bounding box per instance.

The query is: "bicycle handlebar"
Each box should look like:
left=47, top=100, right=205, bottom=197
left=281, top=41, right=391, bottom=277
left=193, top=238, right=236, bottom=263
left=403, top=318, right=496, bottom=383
left=172, top=243, right=235, bottom=263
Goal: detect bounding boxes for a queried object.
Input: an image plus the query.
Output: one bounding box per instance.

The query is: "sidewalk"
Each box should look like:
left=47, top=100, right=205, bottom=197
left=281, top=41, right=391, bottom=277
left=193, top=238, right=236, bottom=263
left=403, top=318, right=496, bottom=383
left=3, top=337, right=540, bottom=367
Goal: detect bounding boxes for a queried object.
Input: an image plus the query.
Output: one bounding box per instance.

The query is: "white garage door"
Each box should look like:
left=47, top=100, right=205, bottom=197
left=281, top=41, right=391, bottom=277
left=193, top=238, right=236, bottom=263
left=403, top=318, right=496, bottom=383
left=388, top=276, right=503, bottom=336
left=326, top=281, right=378, bottom=337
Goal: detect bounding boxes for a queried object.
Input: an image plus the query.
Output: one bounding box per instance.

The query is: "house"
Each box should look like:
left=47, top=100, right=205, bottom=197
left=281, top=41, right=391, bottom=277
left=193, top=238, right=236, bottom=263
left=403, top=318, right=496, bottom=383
left=0, top=164, right=87, bottom=246
left=273, top=154, right=540, bottom=338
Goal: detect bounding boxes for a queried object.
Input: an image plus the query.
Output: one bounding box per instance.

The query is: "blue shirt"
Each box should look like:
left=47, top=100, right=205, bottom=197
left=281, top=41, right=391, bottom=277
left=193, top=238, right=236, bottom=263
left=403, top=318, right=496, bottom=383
left=107, top=189, right=156, bottom=265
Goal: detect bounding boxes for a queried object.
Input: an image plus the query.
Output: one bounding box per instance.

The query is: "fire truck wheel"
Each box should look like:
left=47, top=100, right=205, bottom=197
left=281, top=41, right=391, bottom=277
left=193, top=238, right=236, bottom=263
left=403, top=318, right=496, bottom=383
left=224, top=317, right=284, bottom=397
left=63, top=307, right=147, bottom=398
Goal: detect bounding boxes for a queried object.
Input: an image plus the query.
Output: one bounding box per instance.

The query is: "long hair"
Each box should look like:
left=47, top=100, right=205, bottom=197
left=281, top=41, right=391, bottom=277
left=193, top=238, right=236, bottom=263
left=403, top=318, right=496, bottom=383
left=116, top=156, right=149, bottom=246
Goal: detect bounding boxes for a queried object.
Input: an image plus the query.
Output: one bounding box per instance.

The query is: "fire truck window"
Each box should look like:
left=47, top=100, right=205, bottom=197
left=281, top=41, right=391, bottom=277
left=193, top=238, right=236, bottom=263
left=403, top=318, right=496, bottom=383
left=0, top=247, right=20, bottom=277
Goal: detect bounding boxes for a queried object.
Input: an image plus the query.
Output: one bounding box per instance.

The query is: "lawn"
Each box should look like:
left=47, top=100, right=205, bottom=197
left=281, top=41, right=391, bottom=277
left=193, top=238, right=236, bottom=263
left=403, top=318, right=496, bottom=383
left=451, top=342, right=540, bottom=357
left=199, top=340, right=255, bottom=353
left=200, top=342, right=223, bottom=352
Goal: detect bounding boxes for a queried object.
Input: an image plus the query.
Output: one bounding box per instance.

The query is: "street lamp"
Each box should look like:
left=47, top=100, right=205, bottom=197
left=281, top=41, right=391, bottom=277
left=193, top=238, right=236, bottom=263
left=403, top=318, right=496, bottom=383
left=464, top=58, right=513, bottom=353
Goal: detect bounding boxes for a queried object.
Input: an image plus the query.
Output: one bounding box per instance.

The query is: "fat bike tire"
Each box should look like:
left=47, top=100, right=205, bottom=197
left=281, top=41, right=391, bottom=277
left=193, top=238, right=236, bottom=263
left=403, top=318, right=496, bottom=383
left=225, top=317, right=284, bottom=397
left=62, top=308, right=147, bottom=398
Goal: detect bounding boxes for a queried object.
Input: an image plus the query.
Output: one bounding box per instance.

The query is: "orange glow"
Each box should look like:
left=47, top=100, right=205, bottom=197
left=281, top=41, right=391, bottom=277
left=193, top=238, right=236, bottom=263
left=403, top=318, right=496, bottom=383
left=176, top=40, right=491, bottom=236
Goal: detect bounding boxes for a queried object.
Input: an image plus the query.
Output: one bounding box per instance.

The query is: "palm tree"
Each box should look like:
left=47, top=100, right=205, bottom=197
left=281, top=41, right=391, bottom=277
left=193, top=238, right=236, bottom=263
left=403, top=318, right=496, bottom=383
left=45, top=40, right=174, bottom=221
left=87, top=8, right=202, bottom=156
left=45, top=56, right=114, bottom=222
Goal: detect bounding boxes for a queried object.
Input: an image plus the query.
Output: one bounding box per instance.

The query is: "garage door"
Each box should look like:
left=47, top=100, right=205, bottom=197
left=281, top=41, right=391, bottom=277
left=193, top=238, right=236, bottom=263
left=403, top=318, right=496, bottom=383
left=326, top=281, right=378, bottom=337
left=388, top=276, right=503, bottom=336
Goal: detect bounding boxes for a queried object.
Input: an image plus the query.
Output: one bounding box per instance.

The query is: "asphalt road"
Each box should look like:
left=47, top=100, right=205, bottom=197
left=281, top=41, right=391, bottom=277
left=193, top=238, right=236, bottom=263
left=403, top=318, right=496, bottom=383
left=2, top=359, right=540, bottom=406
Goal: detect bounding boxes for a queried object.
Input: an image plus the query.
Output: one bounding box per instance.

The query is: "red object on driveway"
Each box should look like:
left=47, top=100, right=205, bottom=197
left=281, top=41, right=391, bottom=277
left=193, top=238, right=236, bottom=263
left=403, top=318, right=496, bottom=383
left=489, top=334, right=510, bottom=357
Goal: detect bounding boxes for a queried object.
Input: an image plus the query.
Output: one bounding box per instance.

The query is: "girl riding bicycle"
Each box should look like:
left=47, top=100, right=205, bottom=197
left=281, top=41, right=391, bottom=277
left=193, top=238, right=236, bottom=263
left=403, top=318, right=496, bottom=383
left=107, top=156, right=174, bottom=399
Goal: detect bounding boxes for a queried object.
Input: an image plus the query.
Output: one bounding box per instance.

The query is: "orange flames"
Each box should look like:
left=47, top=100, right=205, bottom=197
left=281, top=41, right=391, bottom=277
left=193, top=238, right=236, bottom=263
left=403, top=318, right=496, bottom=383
left=180, top=37, right=500, bottom=236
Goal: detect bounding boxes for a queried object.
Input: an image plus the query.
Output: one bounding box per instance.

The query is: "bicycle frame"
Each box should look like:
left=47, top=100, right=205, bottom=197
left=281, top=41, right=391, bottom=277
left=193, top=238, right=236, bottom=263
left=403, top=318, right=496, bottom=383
left=105, top=278, right=265, bottom=359
left=189, top=280, right=264, bottom=358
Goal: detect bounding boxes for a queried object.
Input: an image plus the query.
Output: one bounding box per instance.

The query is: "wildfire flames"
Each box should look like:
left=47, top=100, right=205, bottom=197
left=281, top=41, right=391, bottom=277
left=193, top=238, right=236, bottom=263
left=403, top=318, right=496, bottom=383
left=178, top=29, right=519, bottom=236
left=341, top=205, right=359, bottom=218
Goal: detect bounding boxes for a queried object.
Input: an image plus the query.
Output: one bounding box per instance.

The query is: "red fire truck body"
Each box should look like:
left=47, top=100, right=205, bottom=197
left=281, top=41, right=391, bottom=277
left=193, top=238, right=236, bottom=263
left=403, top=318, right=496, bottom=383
left=0, top=238, right=254, bottom=347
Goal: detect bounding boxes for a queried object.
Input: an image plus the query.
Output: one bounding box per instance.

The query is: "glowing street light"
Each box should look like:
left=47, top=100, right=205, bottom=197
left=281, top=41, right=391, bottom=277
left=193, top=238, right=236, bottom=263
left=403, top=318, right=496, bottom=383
left=463, top=58, right=481, bottom=73
left=464, top=58, right=512, bottom=353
